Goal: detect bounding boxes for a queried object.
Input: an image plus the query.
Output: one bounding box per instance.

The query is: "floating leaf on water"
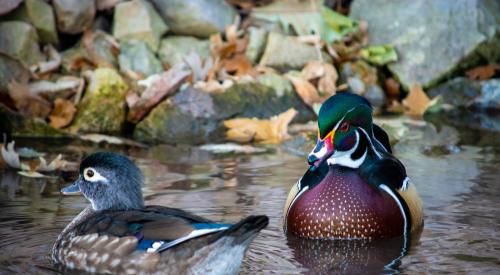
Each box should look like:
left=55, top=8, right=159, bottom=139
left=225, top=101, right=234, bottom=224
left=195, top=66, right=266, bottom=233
left=79, top=133, right=147, bottom=147
left=360, top=45, right=398, bottom=65
left=224, top=108, right=298, bottom=144
left=1, top=140, right=21, bottom=169
left=17, top=170, right=55, bottom=178
left=402, top=84, right=431, bottom=117
left=200, top=143, right=267, bottom=154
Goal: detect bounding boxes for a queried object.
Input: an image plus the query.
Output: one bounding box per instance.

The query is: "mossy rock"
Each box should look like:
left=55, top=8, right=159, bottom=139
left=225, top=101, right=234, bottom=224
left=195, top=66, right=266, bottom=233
left=70, top=68, right=128, bottom=134
left=134, top=83, right=314, bottom=144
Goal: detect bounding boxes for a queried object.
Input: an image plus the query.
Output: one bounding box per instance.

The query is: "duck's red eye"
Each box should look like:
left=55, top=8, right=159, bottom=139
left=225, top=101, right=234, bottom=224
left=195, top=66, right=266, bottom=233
left=339, top=122, right=349, bottom=132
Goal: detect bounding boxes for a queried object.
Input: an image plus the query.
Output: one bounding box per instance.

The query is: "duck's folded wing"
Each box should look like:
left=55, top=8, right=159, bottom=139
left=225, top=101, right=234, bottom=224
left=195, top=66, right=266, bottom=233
left=56, top=207, right=232, bottom=273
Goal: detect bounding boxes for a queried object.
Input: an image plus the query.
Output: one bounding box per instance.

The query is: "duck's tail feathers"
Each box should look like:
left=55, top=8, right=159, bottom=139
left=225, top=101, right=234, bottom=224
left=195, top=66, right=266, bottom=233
left=212, top=215, right=269, bottom=245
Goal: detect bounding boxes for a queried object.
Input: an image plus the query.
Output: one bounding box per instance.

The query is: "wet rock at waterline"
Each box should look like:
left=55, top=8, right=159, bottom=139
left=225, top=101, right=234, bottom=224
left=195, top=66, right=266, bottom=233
left=4, top=0, right=59, bottom=45
left=158, top=36, right=210, bottom=66
left=0, top=104, right=68, bottom=138
left=428, top=77, right=500, bottom=112
left=260, top=32, right=332, bottom=70
left=134, top=83, right=315, bottom=144
left=70, top=68, right=128, bottom=134
left=350, top=0, right=500, bottom=89
left=0, top=21, right=44, bottom=66
left=119, top=40, right=163, bottom=77
left=113, top=0, right=168, bottom=52
left=53, top=0, right=95, bottom=34
left=151, top=0, right=236, bottom=38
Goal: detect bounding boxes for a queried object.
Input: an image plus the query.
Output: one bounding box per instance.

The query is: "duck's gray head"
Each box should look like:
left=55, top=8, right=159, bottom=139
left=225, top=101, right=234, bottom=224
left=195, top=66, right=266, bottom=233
left=61, top=152, right=144, bottom=211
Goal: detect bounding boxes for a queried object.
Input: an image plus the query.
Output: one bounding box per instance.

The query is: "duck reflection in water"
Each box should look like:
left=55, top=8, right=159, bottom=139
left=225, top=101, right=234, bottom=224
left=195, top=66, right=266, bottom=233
left=287, top=230, right=422, bottom=274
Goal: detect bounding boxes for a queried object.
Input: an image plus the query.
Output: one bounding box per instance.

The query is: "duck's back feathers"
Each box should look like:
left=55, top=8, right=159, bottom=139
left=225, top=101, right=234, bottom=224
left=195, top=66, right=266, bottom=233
left=53, top=206, right=268, bottom=274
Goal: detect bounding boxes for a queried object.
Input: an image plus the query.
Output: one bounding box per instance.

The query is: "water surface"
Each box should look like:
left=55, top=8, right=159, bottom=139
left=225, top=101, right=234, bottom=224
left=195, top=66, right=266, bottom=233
left=0, top=123, right=499, bottom=274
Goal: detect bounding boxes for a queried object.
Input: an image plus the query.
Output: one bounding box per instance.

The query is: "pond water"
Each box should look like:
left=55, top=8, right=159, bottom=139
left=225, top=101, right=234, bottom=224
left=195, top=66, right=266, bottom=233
left=0, top=121, right=499, bottom=274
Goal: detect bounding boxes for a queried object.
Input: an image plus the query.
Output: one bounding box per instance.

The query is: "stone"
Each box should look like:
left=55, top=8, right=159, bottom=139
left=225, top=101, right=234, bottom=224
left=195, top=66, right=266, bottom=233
left=428, top=77, right=500, bottom=112
left=256, top=72, right=293, bottom=97
left=350, top=0, right=500, bottom=89
left=260, top=32, right=331, bottom=71
left=152, top=0, right=236, bottom=38
left=71, top=68, right=128, bottom=134
left=119, top=40, right=163, bottom=77
left=158, top=36, right=210, bottom=66
left=53, top=0, right=95, bottom=34
left=4, top=0, right=58, bottom=45
left=0, top=53, right=31, bottom=94
left=134, top=82, right=314, bottom=144
left=474, top=79, right=500, bottom=111
left=364, top=84, right=386, bottom=108
left=339, top=60, right=378, bottom=95
left=0, top=21, right=44, bottom=66
left=245, top=27, right=268, bottom=64
left=0, top=0, right=22, bottom=16
left=113, top=0, right=168, bottom=52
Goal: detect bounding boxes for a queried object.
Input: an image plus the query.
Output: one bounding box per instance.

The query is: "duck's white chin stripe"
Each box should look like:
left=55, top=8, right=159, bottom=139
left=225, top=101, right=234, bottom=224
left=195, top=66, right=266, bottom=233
left=327, top=130, right=366, bottom=169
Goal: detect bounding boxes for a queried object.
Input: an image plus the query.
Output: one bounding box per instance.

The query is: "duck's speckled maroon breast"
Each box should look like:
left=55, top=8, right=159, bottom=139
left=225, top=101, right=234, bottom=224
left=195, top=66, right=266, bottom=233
left=287, top=166, right=404, bottom=239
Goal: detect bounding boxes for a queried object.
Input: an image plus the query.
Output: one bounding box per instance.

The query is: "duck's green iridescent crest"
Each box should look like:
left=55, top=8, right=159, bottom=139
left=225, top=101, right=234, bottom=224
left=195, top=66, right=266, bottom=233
left=318, top=93, right=372, bottom=138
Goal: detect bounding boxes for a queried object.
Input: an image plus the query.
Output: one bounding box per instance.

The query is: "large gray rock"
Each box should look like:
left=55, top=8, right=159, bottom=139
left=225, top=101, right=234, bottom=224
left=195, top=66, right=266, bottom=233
left=113, top=0, right=168, bottom=52
left=4, top=0, right=58, bottom=45
left=350, top=0, right=500, bottom=89
left=260, top=32, right=331, bottom=71
left=53, top=0, right=95, bottom=34
left=158, top=36, right=210, bottom=66
left=0, top=21, right=44, bottom=66
left=0, top=0, right=22, bottom=16
left=119, top=40, right=163, bottom=77
left=152, top=0, right=236, bottom=38
left=134, top=83, right=314, bottom=144
left=245, top=27, right=268, bottom=64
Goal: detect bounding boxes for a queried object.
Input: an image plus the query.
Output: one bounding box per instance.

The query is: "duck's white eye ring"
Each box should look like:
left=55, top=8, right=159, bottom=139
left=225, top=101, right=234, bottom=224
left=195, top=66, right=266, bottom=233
left=83, top=167, right=108, bottom=183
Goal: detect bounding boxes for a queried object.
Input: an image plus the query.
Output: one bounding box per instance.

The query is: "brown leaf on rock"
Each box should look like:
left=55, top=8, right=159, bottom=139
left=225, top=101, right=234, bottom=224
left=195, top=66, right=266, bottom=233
left=302, top=60, right=325, bottom=81
left=385, top=78, right=400, bottom=97
left=8, top=81, right=51, bottom=118
left=302, top=61, right=338, bottom=95
left=287, top=75, right=321, bottom=107
left=82, top=30, right=117, bottom=68
left=127, top=64, right=190, bottom=123
left=402, top=84, right=430, bottom=116
left=31, top=45, right=62, bottom=76
left=49, top=98, right=77, bottom=129
left=465, top=64, right=499, bottom=80
left=222, top=54, right=254, bottom=76
left=224, top=108, right=298, bottom=144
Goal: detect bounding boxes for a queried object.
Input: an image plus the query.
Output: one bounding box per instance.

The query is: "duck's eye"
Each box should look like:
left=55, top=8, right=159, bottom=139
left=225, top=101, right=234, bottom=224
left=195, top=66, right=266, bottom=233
left=86, top=169, right=94, bottom=178
left=339, top=122, right=349, bottom=132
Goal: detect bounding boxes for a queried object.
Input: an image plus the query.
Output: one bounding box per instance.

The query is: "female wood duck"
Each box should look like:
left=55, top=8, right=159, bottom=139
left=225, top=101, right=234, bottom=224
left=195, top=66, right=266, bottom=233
left=284, top=93, right=423, bottom=240
left=53, top=152, right=268, bottom=274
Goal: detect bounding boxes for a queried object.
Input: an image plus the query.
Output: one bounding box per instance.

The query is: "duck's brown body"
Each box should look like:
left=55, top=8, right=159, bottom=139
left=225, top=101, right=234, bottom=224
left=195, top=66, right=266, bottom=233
left=286, top=166, right=406, bottom=239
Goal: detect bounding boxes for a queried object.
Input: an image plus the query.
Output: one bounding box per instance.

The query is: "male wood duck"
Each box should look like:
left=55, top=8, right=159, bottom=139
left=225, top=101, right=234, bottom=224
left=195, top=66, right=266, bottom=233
left=284, top=93, right=423, bottom=240
left=52, top=152, right=268, bottom=274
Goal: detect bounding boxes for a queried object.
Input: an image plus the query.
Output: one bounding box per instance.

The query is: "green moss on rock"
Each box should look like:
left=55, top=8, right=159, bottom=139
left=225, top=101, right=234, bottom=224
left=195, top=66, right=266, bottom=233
left=70, top=68, right=128, bottom=134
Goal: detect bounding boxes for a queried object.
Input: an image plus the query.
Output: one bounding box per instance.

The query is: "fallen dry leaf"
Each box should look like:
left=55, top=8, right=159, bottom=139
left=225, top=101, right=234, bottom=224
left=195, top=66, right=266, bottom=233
left=1, top=140, right=21, bottom=169
left=302, top=60, right=325, bottom=80
left=8, top=81, right=52, bottom=118
left=465, top=64, right=499, bottom=80
left=287, top=75, right=321, bottom=107
left=194, top=79, right=234, bottom=93
left=402, top=84, right=431, bottom=116
left=224, top=108, right=298, bottom=144
left=222, top=54, right=254, bottom=76
left=385, top=78, right=400, bottom=97
left=302, top=61, right=338, bottom=95
left=31, top=45, right=61, bottom=76
left=127, top=63, right=190, bottom=123
left=49, top=98, right=77, bottom=129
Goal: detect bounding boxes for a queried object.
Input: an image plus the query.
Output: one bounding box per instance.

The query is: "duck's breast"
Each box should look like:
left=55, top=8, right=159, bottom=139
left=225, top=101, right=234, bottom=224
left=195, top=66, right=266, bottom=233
left=287, top=166, right=404, bottom=239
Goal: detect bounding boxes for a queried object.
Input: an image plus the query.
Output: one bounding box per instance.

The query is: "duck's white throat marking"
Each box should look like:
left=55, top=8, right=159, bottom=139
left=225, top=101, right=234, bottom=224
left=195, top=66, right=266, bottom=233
left=327, top=130, right=367, bottom=168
